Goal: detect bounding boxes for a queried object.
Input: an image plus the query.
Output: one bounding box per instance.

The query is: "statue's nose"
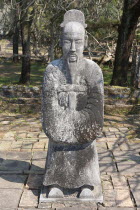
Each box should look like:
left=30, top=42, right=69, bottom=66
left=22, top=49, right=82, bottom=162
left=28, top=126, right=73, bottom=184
left=70, top=41, right=76, bottom=52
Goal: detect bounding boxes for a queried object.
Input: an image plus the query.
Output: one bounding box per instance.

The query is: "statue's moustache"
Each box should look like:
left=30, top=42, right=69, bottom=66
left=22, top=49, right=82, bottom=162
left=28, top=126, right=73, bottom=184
left=68, top=53, right=78, bottom=62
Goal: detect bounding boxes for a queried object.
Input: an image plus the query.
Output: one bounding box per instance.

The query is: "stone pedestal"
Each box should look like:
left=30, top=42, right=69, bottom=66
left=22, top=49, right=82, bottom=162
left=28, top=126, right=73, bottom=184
left=39, top=184, right=103, bottom=203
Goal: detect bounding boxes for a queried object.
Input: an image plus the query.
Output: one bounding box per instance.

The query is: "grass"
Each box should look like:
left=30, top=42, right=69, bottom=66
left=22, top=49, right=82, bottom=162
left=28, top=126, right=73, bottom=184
left=101, top=64, right=113, bottom=85
left=0, top=59, right=113, bottom=86
left=0, top=59, right=46, bottom=86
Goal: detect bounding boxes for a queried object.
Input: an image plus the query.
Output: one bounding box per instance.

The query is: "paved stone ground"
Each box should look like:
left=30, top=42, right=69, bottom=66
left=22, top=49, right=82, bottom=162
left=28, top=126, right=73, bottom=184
left=0, top=113, right=140, bottom=210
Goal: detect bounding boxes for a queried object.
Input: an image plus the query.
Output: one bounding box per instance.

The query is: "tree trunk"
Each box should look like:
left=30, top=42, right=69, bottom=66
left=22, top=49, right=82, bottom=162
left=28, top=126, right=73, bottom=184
left=13, top=5, right=19, bottom=63
left=131, top=45, right=137, bottom=87
left=110, top=0, right=140, bottom=86
left=49, top=24, right=55, bottom=62
left=19, top=0, right=34, bottom=84
left=19, top=21, right=31, bottom=84
left=13, top=25, right=19, bottom=63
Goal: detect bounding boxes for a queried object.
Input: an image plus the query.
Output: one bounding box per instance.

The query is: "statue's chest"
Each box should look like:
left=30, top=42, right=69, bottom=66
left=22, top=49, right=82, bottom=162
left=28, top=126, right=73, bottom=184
left=58, top=69, right=86, bottom=86
left=56, top=69, right=87, bottom=111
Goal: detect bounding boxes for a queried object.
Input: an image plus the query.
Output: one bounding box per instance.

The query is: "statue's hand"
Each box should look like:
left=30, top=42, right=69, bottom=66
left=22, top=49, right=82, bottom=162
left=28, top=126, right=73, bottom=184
left=57, top=84, right=87, bottom=110
left=58, top=91, right=77, bottom=110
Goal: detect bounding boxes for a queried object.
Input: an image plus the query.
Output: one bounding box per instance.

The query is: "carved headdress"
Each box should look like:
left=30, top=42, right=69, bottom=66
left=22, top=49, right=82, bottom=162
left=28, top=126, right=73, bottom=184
left=60, top=9, right=87, bottom=28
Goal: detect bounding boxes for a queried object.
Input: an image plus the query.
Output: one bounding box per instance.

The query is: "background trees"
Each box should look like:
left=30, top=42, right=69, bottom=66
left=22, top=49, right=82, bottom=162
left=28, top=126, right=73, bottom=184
left=0, top=0, right=139, bottom=86
left=111, top=0, right=140, bottom=86
left=19, top=0, right=35, bottom=84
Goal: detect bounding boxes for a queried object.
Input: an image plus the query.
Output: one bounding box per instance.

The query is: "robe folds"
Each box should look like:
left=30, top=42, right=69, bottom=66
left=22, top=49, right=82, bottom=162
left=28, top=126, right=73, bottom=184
left=42, top=58, right=104, bottom=188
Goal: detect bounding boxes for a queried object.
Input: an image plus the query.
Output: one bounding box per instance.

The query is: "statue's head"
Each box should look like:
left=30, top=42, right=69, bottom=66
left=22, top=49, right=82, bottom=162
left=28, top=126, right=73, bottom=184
left=60, top=10, right=87, bottom=63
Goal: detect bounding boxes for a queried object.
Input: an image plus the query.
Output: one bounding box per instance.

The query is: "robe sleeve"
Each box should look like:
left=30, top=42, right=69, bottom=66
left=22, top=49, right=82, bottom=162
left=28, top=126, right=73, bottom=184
left=73, top=63, right=104, bottom=143
left=42, top=61, right=104, bottom=145
left=42, top=64, right=59, bottom=140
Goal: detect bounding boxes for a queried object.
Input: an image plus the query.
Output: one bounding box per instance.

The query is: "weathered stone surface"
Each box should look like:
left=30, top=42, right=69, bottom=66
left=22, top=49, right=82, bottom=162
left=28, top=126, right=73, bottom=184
left=98, top=207, right=135, bottom=210
left=63, top=201, right=97, bottom=208
left=6, top=151, right=31, bottom=160
left=0, top=85, right=41, bottom=98
left=18, top=209, right=51, bottom=210
left=21, top=143, right=33, bottom=151
left=31, top=160, right=45, bottom=172
left=101, top=174, right=111, bottom=181
left=26, top=174, right=43, bottom=189
left=38, top=202, right=52, bottom=208
left=0, top=151, right=7, bottom=159
left=0, top=170, right=23, bottom=174
left=98, top=150, right=113, bottom=158
left=33, top=142, right=45, bottom=150
left=115, top=190, right=134, bottom=207
left=107, top=142, right=120, bottom=151
left=103, top=190, right=116, bottom=207
left=19, top=189, right=38, bottom=207
left=0, top=175, right=27, bottom=189
left=102, top=180, right=113, bottom=190
left=0, top=159, right=30, bottom=171
left=108, top=127, right=119, bottom=132
left=0, top=189, right=22, bottom=209
left=99, top=162, right=117, bottom=173
left=128, top=176, right=140, bottom=189
left=39, top=132, right=47, bottom=138
left=106, top=137, right=121, bottom=142
left=116, top=162, right=140, bottom=174
left=104, top=132, right=116, bottom=138
left=2, top=131, right=15, bottom=140
left=1, top=111, right=140, bottom=208
left=27, top=132, right=39, bottom=138
left=1, top=121, right=10, bottom=125
left=0, top=141, right=12, bottom=151
left=16, top=131, right=27, bottom=139
left=52, top=203, right=65, bottom=208
left=128, top=176, right=140, bottom=207
left=41, top=9, right=104, bottom=201
left=32, top=151, right=47, bottom=160
left=111, top=175, right=128, bottom=189
left=112, top=151, right=140, bottom=162
left=96, top=142, right=107, bottom=152
left=11, top=141, right=22, bottom=151
left=57, top=207, right=97, bottom=210
left=131, top=189, right=140, bottom=207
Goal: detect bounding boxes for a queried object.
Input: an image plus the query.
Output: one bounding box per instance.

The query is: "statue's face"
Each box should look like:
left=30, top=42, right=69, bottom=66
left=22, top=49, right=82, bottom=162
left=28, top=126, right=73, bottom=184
left=62, top=22, right=85, bottom=62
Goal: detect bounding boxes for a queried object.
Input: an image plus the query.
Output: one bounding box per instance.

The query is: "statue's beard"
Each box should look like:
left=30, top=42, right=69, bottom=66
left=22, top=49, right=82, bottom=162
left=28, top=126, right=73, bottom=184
left=66, top=55, right=82, bottom=84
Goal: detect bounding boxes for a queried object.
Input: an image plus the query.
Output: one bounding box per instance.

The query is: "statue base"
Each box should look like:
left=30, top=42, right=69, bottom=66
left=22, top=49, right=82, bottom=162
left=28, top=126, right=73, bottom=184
left=39, top=185, right=103, bottom=204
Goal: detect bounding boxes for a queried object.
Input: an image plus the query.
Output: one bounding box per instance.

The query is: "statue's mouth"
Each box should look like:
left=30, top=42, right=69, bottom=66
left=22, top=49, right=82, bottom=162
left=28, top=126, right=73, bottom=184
left=69, top=54, right=77, bottom=62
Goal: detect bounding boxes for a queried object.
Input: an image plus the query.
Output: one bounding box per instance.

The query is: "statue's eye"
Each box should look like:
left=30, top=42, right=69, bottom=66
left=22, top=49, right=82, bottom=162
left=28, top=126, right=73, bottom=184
left=75, top=40, right=83, bottom=44
left=64, top=40, right=70, bottom=44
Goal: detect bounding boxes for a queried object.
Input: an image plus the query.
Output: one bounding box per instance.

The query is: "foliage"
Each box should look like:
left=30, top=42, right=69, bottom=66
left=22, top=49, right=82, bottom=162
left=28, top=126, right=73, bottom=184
left=111, top=0, right=140, bottom=86
left=31, top=0, right=123, bottom=60
left=0, top=0, right=139, bottom=87
left=0, top=0, right=123, bottom=54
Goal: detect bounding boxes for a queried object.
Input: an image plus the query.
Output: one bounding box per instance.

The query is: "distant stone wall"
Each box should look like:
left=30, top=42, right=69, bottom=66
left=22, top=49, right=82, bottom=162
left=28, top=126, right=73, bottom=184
left=0, top=85, right=41, bottom=98
left=0, top=85, right=140, bottom=114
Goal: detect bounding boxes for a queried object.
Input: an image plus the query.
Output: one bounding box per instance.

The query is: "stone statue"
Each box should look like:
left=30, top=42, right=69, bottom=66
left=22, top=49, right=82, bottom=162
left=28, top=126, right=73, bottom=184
left=41, top=9, right=104, bottom=201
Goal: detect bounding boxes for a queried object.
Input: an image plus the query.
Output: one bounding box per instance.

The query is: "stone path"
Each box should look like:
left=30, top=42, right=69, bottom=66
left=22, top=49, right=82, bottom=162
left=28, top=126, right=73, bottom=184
left=0, top=113, right=140, bottom=210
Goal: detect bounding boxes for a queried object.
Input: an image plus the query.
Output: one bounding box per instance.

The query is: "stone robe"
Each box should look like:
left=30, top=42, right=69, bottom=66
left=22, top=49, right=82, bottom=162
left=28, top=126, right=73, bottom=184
left=42, top=58, right=104, bottom=188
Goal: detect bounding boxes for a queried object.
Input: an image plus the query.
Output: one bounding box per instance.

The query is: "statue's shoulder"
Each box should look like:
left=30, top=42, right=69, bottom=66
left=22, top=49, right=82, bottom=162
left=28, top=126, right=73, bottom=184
left=46, top=59, right=62, bottom=72
left=84, top=58, right=101, bottom=72
left=84, top=58, right=103, bottom=77
left=44, top=59, right=63, bottom=82
left=84, top=59, right=104, bottom=92
left=44, top=59, right=62, bottom=79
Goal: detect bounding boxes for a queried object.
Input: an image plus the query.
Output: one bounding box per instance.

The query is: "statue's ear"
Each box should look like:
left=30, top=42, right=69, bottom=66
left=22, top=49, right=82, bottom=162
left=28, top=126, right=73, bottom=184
left=59, top=35, right=63, bottom=47
left=84, top=33, right=88, bottom=48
